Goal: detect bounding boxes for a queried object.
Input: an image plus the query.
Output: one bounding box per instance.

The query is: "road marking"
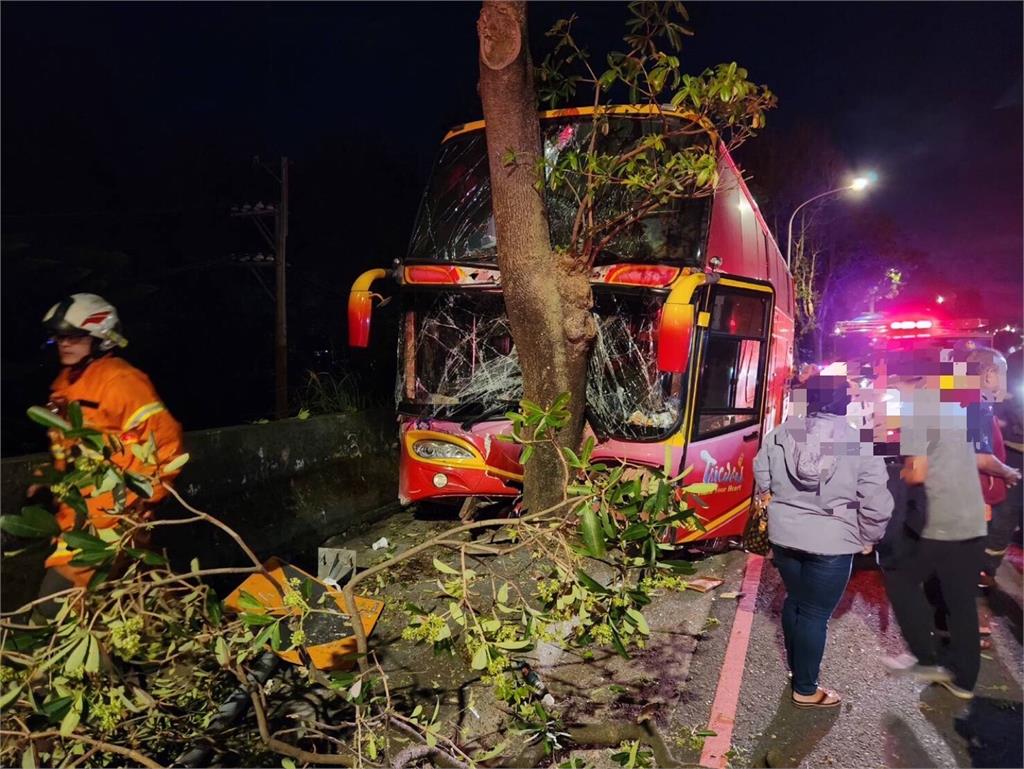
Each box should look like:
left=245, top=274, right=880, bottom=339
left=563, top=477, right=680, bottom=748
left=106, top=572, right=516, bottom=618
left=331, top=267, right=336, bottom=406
left=699, top=553, right=766, bottom=769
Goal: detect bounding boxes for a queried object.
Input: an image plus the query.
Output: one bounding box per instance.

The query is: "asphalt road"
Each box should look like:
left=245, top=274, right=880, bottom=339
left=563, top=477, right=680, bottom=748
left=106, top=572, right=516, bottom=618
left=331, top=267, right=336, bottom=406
left=682, top=551, right=1024, bottom=769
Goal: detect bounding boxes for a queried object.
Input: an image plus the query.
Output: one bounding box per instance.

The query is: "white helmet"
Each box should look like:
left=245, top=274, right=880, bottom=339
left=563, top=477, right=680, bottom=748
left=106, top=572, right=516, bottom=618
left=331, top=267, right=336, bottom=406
left=43, top=293, right=127, bottom=351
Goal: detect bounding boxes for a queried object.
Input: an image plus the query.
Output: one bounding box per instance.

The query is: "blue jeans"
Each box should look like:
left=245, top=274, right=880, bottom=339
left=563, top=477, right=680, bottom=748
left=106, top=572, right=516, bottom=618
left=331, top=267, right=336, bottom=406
left=772, top=545, right=854, bottom=696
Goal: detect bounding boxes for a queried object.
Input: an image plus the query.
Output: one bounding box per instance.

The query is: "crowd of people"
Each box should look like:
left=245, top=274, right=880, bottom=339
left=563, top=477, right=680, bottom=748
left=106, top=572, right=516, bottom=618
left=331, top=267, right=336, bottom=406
left=754, top=345, right=1021, bottom=707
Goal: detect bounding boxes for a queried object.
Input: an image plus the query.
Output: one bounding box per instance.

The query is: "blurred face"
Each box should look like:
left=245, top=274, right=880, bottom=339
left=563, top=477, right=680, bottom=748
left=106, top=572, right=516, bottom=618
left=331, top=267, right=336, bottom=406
left=981, top=365, right=1008, bottom=402
left=55, top=335, right=92, bottom=366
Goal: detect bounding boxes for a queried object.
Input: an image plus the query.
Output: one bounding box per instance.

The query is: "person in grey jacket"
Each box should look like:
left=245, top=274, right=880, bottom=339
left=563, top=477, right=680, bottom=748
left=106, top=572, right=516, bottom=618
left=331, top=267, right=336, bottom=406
left=754, top=374, right=894, bottom=708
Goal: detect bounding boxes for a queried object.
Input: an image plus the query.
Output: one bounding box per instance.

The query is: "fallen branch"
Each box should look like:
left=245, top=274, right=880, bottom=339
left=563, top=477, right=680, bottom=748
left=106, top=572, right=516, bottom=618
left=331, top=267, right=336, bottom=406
left=340, top=494, right=589, bottom=665
left=248, top=688, right=357, bottom=767
left=0, top=730, right=162, bottom=769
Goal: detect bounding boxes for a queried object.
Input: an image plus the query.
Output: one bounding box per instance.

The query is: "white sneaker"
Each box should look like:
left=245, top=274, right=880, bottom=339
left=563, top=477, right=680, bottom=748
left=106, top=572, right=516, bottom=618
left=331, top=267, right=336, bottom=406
left=881, top=653, right=953, bottom=682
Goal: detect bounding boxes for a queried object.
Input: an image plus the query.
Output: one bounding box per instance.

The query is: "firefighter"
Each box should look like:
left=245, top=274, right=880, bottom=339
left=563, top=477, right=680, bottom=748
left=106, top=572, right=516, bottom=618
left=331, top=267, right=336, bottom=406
left=37, top=293, right=183, bottom=593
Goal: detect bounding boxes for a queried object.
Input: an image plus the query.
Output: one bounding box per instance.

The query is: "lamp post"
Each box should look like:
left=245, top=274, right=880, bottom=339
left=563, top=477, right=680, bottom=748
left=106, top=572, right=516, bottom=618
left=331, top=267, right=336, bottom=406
left=786, top=177, right=870, bottom=269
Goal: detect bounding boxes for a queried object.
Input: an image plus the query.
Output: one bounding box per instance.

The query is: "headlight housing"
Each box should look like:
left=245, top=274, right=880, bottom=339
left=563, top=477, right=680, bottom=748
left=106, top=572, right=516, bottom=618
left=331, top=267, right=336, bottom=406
left=412, top=440, right=475, bottom=461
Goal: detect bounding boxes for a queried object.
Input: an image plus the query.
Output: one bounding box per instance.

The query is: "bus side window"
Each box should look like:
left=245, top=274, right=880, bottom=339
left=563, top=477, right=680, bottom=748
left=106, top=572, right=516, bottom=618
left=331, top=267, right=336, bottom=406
left=694, top=287, right=771, bottom=437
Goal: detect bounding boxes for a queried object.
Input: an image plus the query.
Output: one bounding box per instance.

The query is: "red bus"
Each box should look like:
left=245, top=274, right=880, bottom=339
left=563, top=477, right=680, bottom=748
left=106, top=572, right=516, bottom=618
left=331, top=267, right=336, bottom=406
left=349, top=106, right=795, bottom=543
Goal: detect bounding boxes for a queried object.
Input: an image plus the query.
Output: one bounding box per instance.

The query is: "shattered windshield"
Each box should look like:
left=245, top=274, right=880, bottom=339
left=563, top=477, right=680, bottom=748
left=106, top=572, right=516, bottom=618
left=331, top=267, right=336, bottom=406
left=398, top=292, right=522, bottom=421
left=399, top=289, right=684, bottom=441
left=587, top=291, right=685, bottom=440
left=408, top=116, right=709, bottom=265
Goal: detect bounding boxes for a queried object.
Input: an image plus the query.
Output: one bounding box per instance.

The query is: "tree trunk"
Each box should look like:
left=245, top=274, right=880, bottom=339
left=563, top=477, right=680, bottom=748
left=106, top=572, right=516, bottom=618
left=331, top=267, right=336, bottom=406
left=477, top=1, right=593, bottom=514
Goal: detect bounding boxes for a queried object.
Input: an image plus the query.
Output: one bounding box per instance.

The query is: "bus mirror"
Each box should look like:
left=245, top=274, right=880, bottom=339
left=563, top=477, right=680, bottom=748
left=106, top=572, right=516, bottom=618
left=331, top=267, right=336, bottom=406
left=347, top=269, right=389, bottom=348
left=657, top=303, right=695, bottom=373
left=348, top=291, right=374, bottom=347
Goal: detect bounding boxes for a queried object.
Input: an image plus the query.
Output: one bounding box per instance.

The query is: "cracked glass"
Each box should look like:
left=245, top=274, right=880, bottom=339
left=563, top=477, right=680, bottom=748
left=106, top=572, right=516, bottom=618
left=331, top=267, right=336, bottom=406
left=399, top=289, right=685, bottom=440
left=408, top=116, right=709, bottom=266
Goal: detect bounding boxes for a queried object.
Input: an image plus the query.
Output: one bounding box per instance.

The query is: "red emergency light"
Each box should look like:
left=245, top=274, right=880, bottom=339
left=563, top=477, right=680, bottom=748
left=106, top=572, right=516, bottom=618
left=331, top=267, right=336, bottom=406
left=889, top=319, right=933, bottom=330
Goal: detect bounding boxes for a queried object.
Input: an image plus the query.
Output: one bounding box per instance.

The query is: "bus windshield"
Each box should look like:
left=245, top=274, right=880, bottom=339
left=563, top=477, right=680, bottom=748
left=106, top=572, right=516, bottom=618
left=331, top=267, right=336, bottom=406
left=408, top=116, right=710, bottom=265
left=398, top=289, right=685, bottom=440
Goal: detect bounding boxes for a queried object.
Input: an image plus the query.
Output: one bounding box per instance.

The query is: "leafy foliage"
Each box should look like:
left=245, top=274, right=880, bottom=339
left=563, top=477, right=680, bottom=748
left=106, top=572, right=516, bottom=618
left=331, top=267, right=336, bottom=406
left=530, top=1, right=776, bottom=266
left=2, top=391, right=713, bottom=767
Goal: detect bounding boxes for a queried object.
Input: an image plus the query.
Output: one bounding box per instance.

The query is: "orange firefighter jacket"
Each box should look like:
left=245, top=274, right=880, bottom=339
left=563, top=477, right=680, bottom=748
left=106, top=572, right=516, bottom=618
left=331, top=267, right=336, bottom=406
left=44, top=355, right=183, bottom=572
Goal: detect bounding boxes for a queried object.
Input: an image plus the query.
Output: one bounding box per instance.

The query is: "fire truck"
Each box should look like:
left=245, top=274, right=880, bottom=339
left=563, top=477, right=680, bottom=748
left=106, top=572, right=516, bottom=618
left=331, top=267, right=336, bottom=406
left=349, top=106, right=796, bottom=544
left=832, top=310, right=993, bottom=357
left=832, top=308, right=997, bottom=449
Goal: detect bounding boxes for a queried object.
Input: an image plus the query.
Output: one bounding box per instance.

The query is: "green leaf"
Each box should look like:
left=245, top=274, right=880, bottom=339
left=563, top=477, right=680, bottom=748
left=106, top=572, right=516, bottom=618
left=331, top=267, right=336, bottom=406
left=252, top=620, right=278, bottom=649
left=471, top=645, right=489, bottom=671
left=58, top=694, right=82, bottom=736
left=475, top=741, right=509, bottom=763
left=93, top=469, right=120, bottom=495
left=124, top=471, right=153, bottom=499
left=621, top=523, right=650, bottom=541
left=282, top=759, right=297, bottom=769
left=432, top=557, right=459, bottom=576
left=20, top=745, right=37, bottom=769
left=575, top=569, right=611, bottom=595
left=62, top=530, right=108, bottom=552
left=242, top=612, right=276, bottom=627
left=123, top=547, right=167, bottom=566
left=41, top=695, right=74, bottom=723
left=561, top=446, right=581, bottom=468
left=520, top=444, right=535, bottom=466
left=0, top=507, right=59, bottom=539
left=680, top=482, right=717, bottom=496
left=83, top=635, right=100, bottom=673
left=67, top=401, right=83, bottom=430
left=300, top=578, right=315, bottom=602
left=237, top=590, right=264, bottom=611
left=0, top=684, right=24, bottom=710
left=610, top=627, right=630, bottom=660
left=660, top=559, right=697, bottom=575
left=4, top=627, right=52, bottom=653
left=27, top=406, right=70, bottom=432
left=654, top=481, right=670, bottom=514
left=163, top=453, right=190, bottom=473
left=69, top=548, right=115, bottom=567
left=579, top=507, right=606, bottom=558
left=64, top=635, right=90, bottom=674
left=625, top=608, right=651, bottom=636
left=215, top=636, right=230, bottom=666
left=206, top=591, right=223, bottom=626
left=496, top=639, right=532, bottom=651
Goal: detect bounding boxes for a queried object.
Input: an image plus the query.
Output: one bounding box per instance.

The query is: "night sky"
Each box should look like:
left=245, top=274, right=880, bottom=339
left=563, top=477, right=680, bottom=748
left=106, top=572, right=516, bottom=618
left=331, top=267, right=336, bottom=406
left=2, top=2, right=1021, bottom=454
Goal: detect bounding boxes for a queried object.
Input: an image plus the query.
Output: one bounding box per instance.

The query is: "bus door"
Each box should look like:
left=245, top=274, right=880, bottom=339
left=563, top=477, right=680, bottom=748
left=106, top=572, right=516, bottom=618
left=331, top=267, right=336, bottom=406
left=678, top=278, right=774, bottom=541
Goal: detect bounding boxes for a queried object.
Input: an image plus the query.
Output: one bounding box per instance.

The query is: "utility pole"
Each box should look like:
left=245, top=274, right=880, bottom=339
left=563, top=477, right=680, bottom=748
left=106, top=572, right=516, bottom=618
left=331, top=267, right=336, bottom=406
left=230, top=155, right=290, bottom=419
left=274, top=157, right=289, bottom=420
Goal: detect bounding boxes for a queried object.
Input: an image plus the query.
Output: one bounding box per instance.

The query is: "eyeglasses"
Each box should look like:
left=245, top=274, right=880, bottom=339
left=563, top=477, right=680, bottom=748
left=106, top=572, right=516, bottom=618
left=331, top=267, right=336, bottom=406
left=50, top=334, right=90, bottom=343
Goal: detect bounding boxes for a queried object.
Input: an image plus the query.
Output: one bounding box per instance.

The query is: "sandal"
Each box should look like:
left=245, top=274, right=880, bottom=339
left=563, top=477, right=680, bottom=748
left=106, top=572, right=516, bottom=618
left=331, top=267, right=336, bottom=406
left=792, top=687, right=842, bottom=709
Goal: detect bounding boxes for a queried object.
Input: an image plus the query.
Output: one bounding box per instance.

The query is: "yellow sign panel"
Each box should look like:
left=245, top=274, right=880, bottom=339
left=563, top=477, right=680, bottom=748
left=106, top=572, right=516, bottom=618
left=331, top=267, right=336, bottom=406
left=224, top=558, right=384, bottom=671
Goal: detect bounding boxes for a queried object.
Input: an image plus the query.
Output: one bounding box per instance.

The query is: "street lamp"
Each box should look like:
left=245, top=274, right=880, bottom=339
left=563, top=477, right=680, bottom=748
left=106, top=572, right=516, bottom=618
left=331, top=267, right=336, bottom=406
left=786, top=176, right=872, bottom=269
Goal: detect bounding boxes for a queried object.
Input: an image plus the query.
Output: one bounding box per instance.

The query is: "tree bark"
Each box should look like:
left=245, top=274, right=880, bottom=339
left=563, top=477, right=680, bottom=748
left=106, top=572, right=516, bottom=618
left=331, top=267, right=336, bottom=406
left=477, top=1, right=593, bottom=514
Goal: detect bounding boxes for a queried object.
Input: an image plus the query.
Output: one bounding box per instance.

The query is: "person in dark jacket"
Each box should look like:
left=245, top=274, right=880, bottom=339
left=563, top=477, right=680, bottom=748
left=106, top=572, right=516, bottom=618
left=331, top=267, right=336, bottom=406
left=754, top=374, right=894, bottom=708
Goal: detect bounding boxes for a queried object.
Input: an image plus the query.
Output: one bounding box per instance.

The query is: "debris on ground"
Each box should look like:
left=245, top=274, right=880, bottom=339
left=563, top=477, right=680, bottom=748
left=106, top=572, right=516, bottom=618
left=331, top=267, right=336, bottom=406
left=686, top=577, right=724, bottom=593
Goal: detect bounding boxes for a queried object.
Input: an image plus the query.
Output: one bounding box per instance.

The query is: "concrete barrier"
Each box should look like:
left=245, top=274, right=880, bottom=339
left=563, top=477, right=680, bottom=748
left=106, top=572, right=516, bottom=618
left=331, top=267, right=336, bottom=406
left=1, top=410, right=400, bottom=609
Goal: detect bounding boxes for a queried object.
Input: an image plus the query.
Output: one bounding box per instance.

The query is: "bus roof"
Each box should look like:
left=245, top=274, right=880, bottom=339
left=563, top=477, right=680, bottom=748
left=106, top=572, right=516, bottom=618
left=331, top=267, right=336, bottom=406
left=442, top=104, right=716, bottom=143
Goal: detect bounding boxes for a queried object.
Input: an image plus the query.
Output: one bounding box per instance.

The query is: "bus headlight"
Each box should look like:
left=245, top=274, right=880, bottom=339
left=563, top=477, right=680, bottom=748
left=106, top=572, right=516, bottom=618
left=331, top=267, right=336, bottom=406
left=412, top=440, right=475, bottom=461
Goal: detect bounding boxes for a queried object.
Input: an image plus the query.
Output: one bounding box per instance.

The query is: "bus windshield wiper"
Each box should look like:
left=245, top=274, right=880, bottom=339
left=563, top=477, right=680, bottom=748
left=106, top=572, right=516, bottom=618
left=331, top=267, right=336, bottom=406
left=461, top=402, right=515, bottom=430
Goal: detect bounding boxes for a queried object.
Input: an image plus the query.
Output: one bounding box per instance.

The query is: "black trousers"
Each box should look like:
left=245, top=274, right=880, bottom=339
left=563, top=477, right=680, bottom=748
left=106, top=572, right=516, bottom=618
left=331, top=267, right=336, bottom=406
left=882, top=535, right=985, bottom=690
